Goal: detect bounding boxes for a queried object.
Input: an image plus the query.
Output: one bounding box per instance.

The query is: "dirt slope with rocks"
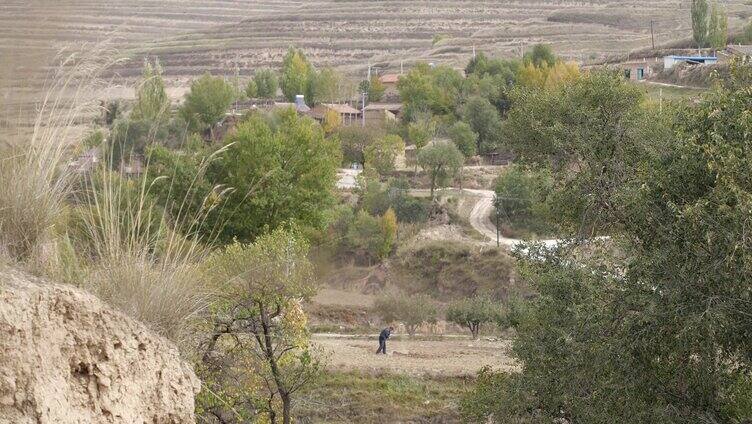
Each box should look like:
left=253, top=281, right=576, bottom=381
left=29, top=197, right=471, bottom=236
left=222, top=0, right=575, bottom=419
left=0, top=267, right=200, bottom=424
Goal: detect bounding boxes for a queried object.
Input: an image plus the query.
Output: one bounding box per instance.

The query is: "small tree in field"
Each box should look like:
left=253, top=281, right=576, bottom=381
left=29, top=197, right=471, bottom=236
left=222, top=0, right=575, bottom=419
left=199, top=228, right=322, bottom=424
left=446, top=296, right=504, bottom=339
left=418, top=142, right=464, bottom=199
left=374, top=293, right=437, bottom=337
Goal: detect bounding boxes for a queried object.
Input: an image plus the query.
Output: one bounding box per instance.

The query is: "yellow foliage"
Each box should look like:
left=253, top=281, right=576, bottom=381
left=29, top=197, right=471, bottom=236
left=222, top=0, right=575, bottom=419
left=517, top=61, right=580, bottom=89
left=322, top=108, right=341, bottom=134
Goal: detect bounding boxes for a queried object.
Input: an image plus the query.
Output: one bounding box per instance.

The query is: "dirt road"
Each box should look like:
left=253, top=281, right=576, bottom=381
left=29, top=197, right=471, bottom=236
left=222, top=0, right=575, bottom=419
left=313, top=334, right=518, bottom=377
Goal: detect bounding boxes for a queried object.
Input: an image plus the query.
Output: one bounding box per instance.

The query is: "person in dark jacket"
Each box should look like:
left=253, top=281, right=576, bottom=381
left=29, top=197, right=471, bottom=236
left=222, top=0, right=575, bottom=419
left=376, top=326, right=394, bottom=354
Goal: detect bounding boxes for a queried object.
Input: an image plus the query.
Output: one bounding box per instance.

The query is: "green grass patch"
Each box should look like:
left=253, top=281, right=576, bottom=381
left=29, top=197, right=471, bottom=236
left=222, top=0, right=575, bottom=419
left=297, top=370, right=472, bottom=423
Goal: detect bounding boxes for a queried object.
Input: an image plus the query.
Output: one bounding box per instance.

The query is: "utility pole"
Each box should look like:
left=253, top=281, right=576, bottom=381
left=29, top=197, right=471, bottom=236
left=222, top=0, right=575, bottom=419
left=494, top=196, right=500, bottom=247
left=361, top=91, right=366, bottom=127
left=400, top=60, right=404, bottom=75
left=650, top=20, right=655, bottom=50
left=367, top=64, right=371, bottom=81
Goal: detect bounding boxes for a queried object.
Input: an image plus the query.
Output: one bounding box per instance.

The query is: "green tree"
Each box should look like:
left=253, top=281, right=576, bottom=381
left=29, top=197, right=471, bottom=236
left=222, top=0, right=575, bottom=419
left=708, top=0, right=728, bottom=49
left=363, top=134, right=405, bottom=177
left=255, top=69, right=279, bottom=99
left=199, top=228, right=322, bottom=424
left=311, top=67, right=341, bottom=104
left=522, top=44, right=557, bottom=68
left=407, top=116, right=436, bottom=151
left=281, top=47, right=314, bottom=102
left=379, top=207, right=397, bottom=259
left=493, top=165, right=553, bottom=233
left=346, top=211, right=388, bottom=263
left=374, top=293, right=437, bottom=336
left=463, top=96, right=502, bottom=154
left=447, top=121, right=478, bottom=158
left=368, top=75, right=385, bottom=101
left=503, top=71, right=670, bottom=236
left=466, top=60, right=752, bottom=424
left=131, top=58, right=170, bottom=124
left=417, top=142, right=464, bottom=199
left=446, top=296, right=504, bottom=339
left=337, top=125, right=381, bottom=167
left=179, top=73, right=236, bottom=132
left=213, top=109, right=341, bottom=243
left=692, top=0, right=710, bottom=48
left=245, top=78, right=258, bottom=99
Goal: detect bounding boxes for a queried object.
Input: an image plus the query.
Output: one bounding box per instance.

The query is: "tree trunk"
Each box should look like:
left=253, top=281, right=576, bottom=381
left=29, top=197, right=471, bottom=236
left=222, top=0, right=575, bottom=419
left=281, top=393, right=292, bottom=424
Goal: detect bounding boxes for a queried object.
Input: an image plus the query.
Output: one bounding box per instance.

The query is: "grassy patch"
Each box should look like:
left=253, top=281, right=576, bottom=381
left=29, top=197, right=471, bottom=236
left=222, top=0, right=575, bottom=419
left=297, top=370, right=472, bottom=423
left=637, top=82, right=707, bottom=101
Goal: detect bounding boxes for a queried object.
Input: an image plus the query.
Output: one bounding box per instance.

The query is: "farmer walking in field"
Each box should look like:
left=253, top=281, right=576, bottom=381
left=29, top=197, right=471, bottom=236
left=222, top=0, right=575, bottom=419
left=376, top=326, right=394, bottom=354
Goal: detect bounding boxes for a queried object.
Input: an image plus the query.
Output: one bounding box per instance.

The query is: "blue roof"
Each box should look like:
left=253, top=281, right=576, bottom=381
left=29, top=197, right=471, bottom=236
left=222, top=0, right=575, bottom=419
left=667, top=55, right=718, bottom=60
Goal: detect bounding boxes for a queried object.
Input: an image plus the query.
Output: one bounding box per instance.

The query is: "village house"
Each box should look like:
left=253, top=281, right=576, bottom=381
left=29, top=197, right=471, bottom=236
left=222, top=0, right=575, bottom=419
left=362, top=103, right=402, bottom=127
left=378, top=73, right=402, bottom=100
left=619, top=59, right=657, bottom=81
left=309, top=103, right=361, bottom=126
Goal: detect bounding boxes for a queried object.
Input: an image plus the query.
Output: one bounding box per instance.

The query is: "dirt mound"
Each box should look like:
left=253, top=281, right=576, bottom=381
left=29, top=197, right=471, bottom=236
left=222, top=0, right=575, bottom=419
left=0, top=268, right=200, bottom=423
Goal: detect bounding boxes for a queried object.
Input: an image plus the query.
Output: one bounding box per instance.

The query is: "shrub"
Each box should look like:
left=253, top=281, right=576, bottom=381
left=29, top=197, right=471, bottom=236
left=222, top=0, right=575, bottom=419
left=446, top=296, right=504, bottom=339
left=373, top=293, right=437, bottom=336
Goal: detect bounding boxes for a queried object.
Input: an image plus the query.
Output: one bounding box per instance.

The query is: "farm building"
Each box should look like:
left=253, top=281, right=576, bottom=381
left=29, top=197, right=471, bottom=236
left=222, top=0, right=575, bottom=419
left=309, top=103, right=362, bottom=125
left=378, top=74, right=402, bottom=99
left=663, top=55, right=718, bottom=69
left=363, top=103, right=402, bottom=127
left=620, top=60, right=656, bottom=81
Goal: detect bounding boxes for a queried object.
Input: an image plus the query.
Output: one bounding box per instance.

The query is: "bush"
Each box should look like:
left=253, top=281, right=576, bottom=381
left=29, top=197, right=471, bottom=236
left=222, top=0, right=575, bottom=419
left=360, top=177, right=428, bottom=223
left=373, top=293, right=437, bottom=336
left=446, top=296, right=504, bottom=339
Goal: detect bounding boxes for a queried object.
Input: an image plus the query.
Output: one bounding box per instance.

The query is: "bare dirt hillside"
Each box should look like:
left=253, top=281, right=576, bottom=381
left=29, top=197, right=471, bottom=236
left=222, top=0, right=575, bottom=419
left=2, top=0, right=750, bottom=84
left=0, top=267, right=200, bottom=424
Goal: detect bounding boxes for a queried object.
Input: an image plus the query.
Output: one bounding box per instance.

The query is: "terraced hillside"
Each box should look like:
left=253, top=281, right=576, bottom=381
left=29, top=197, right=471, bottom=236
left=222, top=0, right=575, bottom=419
left=2, top=1, right=751, bottom=88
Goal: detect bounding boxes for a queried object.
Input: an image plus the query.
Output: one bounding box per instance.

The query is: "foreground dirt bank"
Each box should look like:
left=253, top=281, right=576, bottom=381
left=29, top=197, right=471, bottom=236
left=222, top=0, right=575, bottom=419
left=0, top=268, right=200, bottom=423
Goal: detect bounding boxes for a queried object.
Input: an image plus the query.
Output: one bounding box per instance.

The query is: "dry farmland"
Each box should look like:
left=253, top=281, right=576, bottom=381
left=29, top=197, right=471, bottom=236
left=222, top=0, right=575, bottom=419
left=3, top=0, right=751, bottom=85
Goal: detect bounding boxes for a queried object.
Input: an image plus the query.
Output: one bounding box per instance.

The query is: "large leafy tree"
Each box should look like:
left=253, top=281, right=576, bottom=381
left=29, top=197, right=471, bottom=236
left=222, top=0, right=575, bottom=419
left=446, top=296, right=504, bottom=339
left=708, top=0, right=728, bottom=49
left=503, top=71, right=671, bottom=236
left=179, top=73, right=236, bottom=132
left=466, top=61, right=752, bottom=424
left=281, top=47, right=314, bottom=102
left=214, top=108, right=341, bottom=243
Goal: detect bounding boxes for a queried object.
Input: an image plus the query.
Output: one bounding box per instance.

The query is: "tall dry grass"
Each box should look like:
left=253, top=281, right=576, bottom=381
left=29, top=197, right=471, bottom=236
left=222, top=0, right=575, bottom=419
left=78, top=151, right=227, bottom=345
left=0, top=44, right=115, bottom=263
left=0, top=42, right=223, bottom=347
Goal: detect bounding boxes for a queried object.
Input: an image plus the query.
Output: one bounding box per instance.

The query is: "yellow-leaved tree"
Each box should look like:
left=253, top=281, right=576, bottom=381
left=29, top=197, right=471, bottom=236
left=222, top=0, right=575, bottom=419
left=197, top=227, right=323, bottom=424
left=321, top=108, right=341, bottom=134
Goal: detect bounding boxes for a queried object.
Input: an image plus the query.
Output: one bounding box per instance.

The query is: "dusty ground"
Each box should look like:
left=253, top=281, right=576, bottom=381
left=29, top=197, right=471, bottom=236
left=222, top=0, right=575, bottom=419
left=313, top=334, right=518, bottom=377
